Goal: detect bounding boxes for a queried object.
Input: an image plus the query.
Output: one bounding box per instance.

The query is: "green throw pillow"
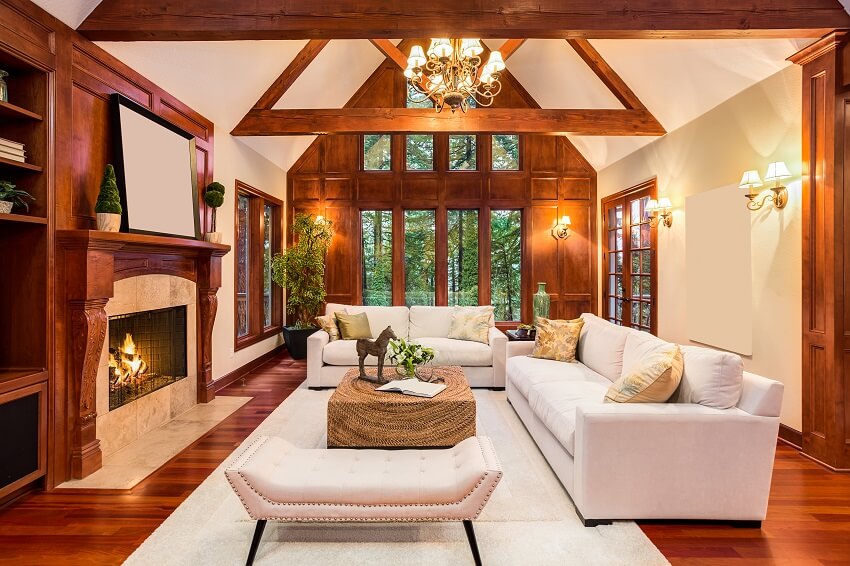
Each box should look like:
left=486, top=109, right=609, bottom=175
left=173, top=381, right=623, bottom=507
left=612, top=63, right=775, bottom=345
left=334, top=311, right=372, bottom=340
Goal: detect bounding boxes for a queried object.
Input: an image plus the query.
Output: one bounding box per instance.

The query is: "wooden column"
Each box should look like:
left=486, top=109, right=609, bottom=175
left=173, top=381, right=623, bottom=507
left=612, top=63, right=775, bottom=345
left=790, top=32, right=850, bottom=471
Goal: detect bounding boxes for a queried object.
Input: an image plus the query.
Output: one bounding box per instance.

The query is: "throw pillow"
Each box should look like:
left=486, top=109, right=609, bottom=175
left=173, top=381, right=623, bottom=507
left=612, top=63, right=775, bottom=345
left=531, top=317, right=584, bottom=362
left=604, top=345, right=684, bottom=403
left=447, top=306, right=492, bottom=344
left=334, top=311, right=372, bottom=340
left=315, top=314, right=340, bottom=342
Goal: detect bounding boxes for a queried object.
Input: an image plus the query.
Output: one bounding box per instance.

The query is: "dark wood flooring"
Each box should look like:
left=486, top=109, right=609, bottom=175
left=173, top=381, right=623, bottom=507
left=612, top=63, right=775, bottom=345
left=0, top=352, right=848, bottom=565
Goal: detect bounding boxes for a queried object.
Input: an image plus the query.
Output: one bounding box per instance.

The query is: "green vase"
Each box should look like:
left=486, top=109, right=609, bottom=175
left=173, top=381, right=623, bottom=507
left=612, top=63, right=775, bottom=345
left=533, top=282, right=550, bottom=322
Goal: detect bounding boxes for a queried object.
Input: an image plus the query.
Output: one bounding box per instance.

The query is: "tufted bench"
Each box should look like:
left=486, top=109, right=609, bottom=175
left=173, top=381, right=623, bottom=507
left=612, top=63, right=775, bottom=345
left=226, top=435, right=502, bottom=566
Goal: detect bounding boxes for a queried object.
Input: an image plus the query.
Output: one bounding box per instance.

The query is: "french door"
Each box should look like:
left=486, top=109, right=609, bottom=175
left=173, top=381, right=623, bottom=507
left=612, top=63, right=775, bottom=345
left=601, top=179, right=658, bottom=334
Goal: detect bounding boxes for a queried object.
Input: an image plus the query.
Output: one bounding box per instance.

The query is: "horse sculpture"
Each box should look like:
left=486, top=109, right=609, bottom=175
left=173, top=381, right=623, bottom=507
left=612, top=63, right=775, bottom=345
left=356, top=326, right=397, bottom=383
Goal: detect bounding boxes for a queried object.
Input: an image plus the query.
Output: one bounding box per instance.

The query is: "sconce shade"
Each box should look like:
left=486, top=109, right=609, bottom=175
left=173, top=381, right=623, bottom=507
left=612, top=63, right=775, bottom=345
left=656, top=197, right=672, bottom=210
left=559, top=215, right=571, bottom=226
left=739, top=170, right=763, bottom=190
left=645, top=199, right=658, bottom=213
left=765, top=161, right=791, bottom=182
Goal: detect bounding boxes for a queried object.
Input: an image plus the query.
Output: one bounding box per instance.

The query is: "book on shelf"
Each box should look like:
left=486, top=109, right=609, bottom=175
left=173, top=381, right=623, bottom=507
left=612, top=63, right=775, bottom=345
left=0, top=150, right=25, bottom=163
left=376, top=379, right=447, bottom=398
left=0, top=137, right=25, bottom=152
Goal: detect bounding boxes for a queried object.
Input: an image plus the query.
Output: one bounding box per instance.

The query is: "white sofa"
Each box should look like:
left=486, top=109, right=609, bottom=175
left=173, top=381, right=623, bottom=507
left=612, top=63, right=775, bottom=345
left=506, top=313, right=784, bottom=527
left=307, top=304, right=508, bottom=389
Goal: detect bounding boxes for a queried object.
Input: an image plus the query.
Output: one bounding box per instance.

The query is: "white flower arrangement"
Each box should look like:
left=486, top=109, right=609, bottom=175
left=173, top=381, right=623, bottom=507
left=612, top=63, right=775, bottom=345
left=388, top=338, right=436, bottom=378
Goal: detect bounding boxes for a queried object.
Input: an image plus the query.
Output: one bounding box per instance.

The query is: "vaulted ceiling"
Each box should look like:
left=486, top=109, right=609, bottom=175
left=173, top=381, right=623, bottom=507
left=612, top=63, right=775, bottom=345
left=30, top=0, right=849, bottom=170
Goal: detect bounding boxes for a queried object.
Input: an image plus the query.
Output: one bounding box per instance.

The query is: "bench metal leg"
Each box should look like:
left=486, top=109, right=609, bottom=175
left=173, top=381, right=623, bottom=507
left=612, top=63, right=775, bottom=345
left=246, top=520, right=267, bottom=566
left=463, top=520, right=482, bottom=566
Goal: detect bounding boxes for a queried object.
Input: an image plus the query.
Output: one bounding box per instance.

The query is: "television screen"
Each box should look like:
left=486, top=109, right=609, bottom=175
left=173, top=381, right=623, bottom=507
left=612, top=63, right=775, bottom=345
left=111, top=94, right=200, bottom=239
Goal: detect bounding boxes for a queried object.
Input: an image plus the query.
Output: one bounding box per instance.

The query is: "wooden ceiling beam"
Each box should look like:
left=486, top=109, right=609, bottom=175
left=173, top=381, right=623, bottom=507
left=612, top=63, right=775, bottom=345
left=230, top=107, right=667, bottom=136
left=252, top=39, right=329, bottom=110
left=497, top=39, right=527, bottom=61
left=79, top=1, right=849, bottom=41
left=566, top=39, right=645, bottom=110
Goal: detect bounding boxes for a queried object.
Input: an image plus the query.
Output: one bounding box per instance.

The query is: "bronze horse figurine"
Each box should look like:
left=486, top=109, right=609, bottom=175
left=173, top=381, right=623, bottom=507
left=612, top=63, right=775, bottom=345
left=356, top=326, right=397, bottom=383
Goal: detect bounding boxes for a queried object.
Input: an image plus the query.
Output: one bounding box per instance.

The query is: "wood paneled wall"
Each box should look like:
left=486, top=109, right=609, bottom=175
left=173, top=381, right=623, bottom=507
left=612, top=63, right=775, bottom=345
left=288, top=60, right=598, bottom=322
left=791, top=33, right=850, bottom=471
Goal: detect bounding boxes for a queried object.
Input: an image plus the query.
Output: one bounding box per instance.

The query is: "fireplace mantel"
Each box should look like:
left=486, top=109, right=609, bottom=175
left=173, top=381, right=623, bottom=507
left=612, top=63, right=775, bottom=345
left=57, top=230, right=230, bottom=478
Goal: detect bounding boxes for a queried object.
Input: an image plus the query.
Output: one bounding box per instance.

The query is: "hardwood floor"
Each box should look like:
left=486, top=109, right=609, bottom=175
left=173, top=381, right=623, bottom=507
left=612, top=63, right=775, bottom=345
left=0, top=352, right=848, bottom=565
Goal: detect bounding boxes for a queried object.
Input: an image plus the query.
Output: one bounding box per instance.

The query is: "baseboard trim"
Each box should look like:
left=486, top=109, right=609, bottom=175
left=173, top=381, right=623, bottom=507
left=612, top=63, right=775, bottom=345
left=213, top=344, right=288, bottom=393
left=778, top=424, right=803, bottom=450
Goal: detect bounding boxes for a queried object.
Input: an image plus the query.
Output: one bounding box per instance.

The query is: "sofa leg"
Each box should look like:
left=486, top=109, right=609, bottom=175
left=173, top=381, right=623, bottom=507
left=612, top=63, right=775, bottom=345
left=308, top=386, right=328, bottom=391
left=246, top=520, right=267, bottom=566
left=576, top=508, right=612, bottom=527
left=490, top=387, right=505, bottom=391
left=730, top=520, right=762, bottom=529
left=463, top=520, right=482, bottom=566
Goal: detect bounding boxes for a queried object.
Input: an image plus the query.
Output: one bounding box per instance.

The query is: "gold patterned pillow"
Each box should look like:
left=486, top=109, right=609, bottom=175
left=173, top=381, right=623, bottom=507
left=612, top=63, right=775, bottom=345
left=531, top=317, right=584, bottom=362
left=315, top=315, right=340, bottom=342
left=447, top=306, right=493, bottom=344
left=604, top=345, right=684, bottom=403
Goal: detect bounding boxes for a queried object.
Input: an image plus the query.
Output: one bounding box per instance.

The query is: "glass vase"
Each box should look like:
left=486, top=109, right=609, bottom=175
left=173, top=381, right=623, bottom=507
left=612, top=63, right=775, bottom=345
left=0, top=70, right=8, bottom=103
left=533, top=282, right=550, bottom=322
left=415, top=361, right=435, bottom=382
left=395, top=364, right=417, bottom=379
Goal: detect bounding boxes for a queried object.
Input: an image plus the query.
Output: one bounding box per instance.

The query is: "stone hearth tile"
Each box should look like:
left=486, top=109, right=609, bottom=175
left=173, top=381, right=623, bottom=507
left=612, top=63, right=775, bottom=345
left=135, top=274, right=172, bottom=311
left=56, top=464, right=157, bottom=490
left=97, top=401, right=138, bottom=457
left=136, top=386, right=172, bottom=436
left=173, top=396, right=251, bottom=423
left=170, top=276, right=195, bottom=305
left=107, top=277, right=139, bottom=316
left=169, top=376, right=196, bottom=419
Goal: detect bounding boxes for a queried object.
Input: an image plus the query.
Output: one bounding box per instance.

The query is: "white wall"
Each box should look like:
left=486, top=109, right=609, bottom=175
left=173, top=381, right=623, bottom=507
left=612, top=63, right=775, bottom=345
left=97, top=41, right=317, bottom=380
left=598, top=66, right=803, bottom=430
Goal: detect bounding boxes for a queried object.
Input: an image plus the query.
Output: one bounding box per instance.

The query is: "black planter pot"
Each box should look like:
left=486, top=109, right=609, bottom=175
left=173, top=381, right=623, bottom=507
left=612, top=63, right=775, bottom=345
left=282, top=326, right=319, bottom=360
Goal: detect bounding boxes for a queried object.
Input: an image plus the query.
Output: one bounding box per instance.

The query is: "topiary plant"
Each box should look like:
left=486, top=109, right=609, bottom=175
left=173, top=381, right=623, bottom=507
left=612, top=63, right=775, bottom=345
left=203, top=181, right=225, bottom=232
left=94, top=164, right=122, bottom=215
left=0, top=180, right=35, bottom=212
left=271, top=213, right=334, bottom=328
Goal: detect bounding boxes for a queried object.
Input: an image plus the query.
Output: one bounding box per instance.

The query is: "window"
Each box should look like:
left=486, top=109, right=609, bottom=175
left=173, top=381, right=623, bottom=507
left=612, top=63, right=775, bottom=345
left=602, top=179, right=657, bottom=334
left=490, top=209, right=522, bottom=321
left=235, top=181, right=283, bottom=349
left=361, top=210, right=393, bottom=306
left=492, top=134, right=519, bottom=170
left=406, top=135, right=434, bottom=171
left=449, top=135, right=477, bottom=170
left=406, top=84, right=434, bottom=108
left=404, top=210, right=436, bottom=306
left=364, top=134, right=391, bottom=170
left=448, top=210, right=479, bottom=306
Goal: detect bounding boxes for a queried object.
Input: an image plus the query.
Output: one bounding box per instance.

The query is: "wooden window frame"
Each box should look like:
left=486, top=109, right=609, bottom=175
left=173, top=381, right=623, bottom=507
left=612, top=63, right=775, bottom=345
left=234, top=180, right=284, bottom=351
left=358, top=208, right=394, bottom=307
left=489, top=208, right=524, bottom=323
left=490, top=133, right=523, bottom=172
left=601, top=178, right=658, bottom=335
left=447, top=134, right=479, bottom=172
left=362, top=133, right=393, bottom=172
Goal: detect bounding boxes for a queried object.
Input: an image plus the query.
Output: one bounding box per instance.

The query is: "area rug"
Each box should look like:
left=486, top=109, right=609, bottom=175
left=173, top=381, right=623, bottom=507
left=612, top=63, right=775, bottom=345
left=124, top=386, right=669, bottom=565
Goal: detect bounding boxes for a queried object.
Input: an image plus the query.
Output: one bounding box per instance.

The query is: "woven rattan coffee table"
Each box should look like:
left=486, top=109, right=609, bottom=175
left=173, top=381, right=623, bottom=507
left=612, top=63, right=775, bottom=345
left=327, top=366, right=476, bottom=448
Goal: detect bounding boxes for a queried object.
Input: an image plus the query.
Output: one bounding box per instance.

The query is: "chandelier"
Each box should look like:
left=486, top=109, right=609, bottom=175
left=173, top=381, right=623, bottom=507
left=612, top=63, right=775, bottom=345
left=405, top=39, right=505, bottom=113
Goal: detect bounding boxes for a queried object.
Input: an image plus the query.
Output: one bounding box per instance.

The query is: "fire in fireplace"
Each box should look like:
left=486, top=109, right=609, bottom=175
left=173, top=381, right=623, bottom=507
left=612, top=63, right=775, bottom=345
left=108, top=306, right=188, bottom=411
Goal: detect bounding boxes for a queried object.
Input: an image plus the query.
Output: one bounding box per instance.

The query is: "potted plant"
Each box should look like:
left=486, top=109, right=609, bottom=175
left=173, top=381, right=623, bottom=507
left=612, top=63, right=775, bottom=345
left=0, top=180, right=34, bottom=214
left=516, top=323, right=535, bottom=338
left=388, top=338, right=436, bottom=379
left=94, top=164, right=122, bottom=231
left=271, top=213, right=334, bottom=359
left=203, top=181, right=225, bottom=243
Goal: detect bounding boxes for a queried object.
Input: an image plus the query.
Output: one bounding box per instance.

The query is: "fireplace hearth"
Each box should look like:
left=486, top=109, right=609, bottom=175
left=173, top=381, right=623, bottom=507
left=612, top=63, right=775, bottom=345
left=108, top=306, right=188, bottom=411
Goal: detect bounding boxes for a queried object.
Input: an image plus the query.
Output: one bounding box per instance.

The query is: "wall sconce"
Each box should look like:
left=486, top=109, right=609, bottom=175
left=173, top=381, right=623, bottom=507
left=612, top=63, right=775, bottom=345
left=739, top=162, right=790, bottom=211
left=552, top=215, right=571, bottom=239
left=645, top=197, right=673, bottom=228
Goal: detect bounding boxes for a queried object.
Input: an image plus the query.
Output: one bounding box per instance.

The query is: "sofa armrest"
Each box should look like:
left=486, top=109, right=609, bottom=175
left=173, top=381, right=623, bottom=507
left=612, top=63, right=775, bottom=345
left=506, top=340, right=535, bottom=358
left=572, top=403, right=780, bottom=521
left=306, top=330, right=330, bottom=387
left=489, top=327, right=508, bottom=388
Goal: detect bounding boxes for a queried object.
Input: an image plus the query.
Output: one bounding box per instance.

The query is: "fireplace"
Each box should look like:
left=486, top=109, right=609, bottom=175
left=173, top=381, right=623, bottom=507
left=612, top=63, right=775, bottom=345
left=107, top=306, right=188, bottom=411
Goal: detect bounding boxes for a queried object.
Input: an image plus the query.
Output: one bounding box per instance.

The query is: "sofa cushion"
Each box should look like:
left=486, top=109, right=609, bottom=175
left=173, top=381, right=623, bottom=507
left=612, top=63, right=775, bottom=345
left=322, top=340, right=381, bottom=366
left=531, top=317, right=584, bottom=363
left=447, top=306, right=493, bottom=344
left=315, top=315, right=340, bottom=342
left=334, top=311, right=373, bottom=340
left=526, top=380, right=609, bottom=456
left=605, top=345, right=684, bottom=403
left=578, top=313, right=630, bottom=381
left=621, top=330, right=674, bottom=376
left=327, top=304, right=410, bottom=340
left=410, top=306, right=494, bottom=339
left=412, top=337, right=492, bottom=367
left=673, top=345, right=744, bottom=409
left=506, top=355, right=610, bottom=399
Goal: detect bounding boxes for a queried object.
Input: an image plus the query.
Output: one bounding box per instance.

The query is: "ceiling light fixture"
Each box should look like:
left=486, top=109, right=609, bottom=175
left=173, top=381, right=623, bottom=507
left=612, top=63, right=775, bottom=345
left=405, top=39, right=505, bottom=113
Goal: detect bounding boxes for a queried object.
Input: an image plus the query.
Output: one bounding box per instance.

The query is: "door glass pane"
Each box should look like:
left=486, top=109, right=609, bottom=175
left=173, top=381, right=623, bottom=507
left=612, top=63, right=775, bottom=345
left=449, top=135, right=477, bottom=170
left=631, top=225, right=640, bottom=248
left=642, top=302, right=651, bottom=326
left=263, top=204, right=273, bottom=327
left=236, top=194, right=250, bottom=337
left=448, top=210, right=479, bottom=305
left=631, top=199, right=641, bottom=223
left=631, top=252, right=641, bottom=274
left=490, top=209, right=522, bottom=321
left=492, top=134, right=519, bottom=170
left=404, top=210, right=436, bottom=306
left=631, top=306, right=640, bottom=325
left=641, top=223, right=651, bottom=247
left=616, top=252, right=623, bottom=273
left=642, top=250, right=651, bottom=273
left=364, top=134, right=391, bottom=170
left=642, top=276, right=651, bottom=298
left=361, top=210, right=393, bottom=305
left=406, top=135, right=434, bottom=170
left=632, top=277, right=640, bottom=299
left=615, top=229, right=623, bottom=251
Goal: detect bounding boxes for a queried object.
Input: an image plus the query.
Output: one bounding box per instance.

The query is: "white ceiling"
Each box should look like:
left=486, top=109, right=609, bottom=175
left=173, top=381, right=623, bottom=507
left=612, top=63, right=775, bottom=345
left=30, top=0, right=101, bottom=28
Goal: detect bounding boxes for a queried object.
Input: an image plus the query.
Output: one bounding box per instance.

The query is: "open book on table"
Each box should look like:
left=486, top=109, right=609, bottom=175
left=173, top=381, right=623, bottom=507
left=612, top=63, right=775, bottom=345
left=376, top=379, right=446, bottom=398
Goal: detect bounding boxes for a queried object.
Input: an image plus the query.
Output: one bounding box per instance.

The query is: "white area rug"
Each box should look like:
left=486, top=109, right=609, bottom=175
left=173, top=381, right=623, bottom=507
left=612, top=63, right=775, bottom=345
left=125, top=386, right=669, bottom=565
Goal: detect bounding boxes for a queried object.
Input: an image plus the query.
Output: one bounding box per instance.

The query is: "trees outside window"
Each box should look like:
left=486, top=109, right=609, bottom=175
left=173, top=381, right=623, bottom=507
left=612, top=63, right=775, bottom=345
left=492, top=134, right=520, bottom=170
left=490, top=209, right=522, bottom=321
left=404, top=210, right=436, bottom=306
left=364, top=134, right=391, bottom=170
left=406, top=135, right=434, bottom=171
left=448, top=209, right=479, bottom=306
left=449, top=135, right=477, bottom=170
left=361, top=210, right=393, bottom=306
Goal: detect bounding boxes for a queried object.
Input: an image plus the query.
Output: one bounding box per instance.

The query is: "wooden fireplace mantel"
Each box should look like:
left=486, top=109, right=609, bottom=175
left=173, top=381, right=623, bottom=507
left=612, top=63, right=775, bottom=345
left=57, top=230, right=229, bottom=478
